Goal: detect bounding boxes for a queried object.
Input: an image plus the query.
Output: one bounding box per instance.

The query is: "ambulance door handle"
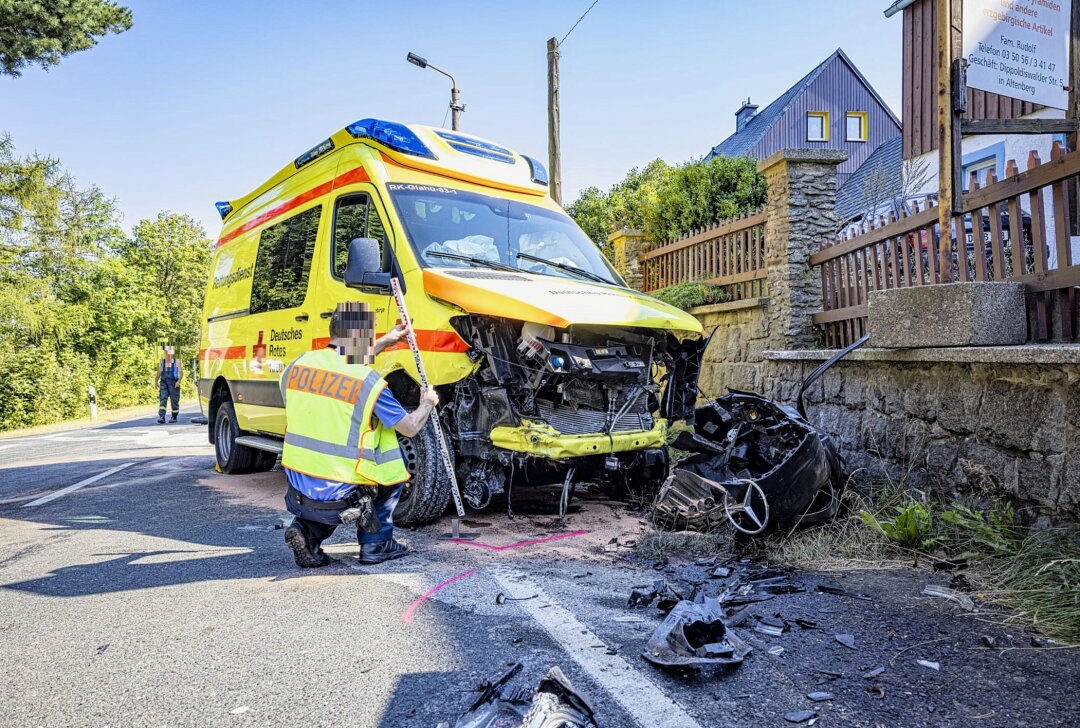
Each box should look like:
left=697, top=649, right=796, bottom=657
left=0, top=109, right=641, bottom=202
left=320, top=311, right=334, bottom=319
left=294, top=313, right=309, bottom=322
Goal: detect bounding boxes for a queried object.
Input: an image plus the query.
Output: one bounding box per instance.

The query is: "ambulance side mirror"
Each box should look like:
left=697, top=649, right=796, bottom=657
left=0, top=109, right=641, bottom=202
left=344, top=237, right=391, bottom=294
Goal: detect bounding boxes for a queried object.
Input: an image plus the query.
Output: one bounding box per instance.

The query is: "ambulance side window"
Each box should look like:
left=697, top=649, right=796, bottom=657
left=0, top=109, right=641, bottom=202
left=332, top=194, right=389, bottom=278
left=250, top=205, right=320, bottom=313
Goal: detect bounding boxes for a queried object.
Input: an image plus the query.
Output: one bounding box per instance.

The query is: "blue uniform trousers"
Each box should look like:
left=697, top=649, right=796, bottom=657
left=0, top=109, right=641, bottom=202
left=284, top=483, right=404, bottom=548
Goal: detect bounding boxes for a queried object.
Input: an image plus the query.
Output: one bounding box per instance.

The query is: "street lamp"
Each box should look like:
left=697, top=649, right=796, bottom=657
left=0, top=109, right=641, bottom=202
left=406, top=51, right=464, bottom=131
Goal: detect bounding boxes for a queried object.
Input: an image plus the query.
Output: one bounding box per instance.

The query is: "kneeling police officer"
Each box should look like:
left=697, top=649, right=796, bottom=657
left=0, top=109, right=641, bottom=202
left=280, top=302, right=438, bottom=567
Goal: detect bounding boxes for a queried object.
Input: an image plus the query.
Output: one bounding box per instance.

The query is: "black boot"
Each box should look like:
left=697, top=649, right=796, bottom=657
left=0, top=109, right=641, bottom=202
left=284, top=522, right=332, bottom=568
left=170, top=413, right=178, bottom=423
left=157, top=414, right=166, bottom=424
left=358, top=539, right=409, bottom=565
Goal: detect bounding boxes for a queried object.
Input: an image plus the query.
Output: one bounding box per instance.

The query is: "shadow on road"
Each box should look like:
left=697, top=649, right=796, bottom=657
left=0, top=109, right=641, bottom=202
left=0, top=455, right=349, bottom=597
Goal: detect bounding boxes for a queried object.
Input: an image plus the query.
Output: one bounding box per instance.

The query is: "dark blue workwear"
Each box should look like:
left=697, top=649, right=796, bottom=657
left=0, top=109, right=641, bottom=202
left=158, top=360, right=180, bottom=421
left=284, top=482, right=404, bottom=546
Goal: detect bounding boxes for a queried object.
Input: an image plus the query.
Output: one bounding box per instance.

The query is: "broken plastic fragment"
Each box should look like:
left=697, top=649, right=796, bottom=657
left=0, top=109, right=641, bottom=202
left=784, top=710, right=818, bottom=723
left=834, top=633, right=856, bottom=649
left=806, top=692, right=834, bottom=702
left=768, top=646, right=785, bottom=656
left=917, top=659, right=940, bottom=671
left=642, top=597, right=752, bottom=671
left=454, top=664, right=597, bottom=728
left=862, top=666, right=886, bottom=679
left=627, top=589, right=656, bottom=609
left=922, top=584, right=975, bottom=611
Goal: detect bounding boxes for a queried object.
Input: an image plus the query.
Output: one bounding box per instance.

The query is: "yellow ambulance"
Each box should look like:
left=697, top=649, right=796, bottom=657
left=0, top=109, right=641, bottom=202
left=200, top=118, right=705, bottom=524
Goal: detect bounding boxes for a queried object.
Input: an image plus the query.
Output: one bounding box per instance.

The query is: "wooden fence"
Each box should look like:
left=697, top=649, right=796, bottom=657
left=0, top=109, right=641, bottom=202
left=638, top=211, right=768, bottom=300
left=810, top=142, right=1080, bottom=347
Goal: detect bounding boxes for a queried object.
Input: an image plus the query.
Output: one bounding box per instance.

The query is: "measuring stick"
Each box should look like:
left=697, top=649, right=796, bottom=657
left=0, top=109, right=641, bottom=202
left=389, top=278, right=467, bottom=527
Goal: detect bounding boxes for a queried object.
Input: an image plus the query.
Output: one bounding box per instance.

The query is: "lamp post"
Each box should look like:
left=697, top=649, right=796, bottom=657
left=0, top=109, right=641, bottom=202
left=406, top=52, right=463, bottom=131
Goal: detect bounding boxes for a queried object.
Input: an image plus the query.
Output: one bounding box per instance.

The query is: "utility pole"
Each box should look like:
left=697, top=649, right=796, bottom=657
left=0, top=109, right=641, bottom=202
left=547, top=37, right=562, bottom=205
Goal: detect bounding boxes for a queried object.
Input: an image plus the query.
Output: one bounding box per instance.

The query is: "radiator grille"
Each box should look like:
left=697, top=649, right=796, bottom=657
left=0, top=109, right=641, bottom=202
left=536, top=401, right=653, bottom=436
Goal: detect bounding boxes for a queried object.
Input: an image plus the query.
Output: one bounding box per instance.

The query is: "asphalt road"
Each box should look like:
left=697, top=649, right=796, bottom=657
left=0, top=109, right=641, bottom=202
left=1, top=412, right=1077, bottom=727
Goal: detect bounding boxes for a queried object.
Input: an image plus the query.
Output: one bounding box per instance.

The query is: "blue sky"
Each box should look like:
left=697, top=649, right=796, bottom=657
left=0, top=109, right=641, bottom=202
left=0, top=0, right=902, bottom=238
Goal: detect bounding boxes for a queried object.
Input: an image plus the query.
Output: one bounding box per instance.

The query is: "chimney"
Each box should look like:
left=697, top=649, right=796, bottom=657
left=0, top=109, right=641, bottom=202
left=735, top=98, right=758, bottom=132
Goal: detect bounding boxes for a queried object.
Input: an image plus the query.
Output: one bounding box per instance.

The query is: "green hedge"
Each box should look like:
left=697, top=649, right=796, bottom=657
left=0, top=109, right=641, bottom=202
left=650, top=282, right=730, bottom=311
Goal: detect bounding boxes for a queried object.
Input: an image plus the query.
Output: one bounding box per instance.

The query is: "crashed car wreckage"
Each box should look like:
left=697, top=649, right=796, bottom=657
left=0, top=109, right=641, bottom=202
left=434, top=315, right=708, bottom=511
left=656, top=335, right=870, bottom=534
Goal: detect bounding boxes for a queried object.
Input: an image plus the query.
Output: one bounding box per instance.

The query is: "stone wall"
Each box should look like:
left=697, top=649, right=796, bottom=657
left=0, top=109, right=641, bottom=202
left=607, top=228, right=648, bottom=291
left=692, top=299, right=771, bottom=396
left=763, top=347, right=1080, bottom=525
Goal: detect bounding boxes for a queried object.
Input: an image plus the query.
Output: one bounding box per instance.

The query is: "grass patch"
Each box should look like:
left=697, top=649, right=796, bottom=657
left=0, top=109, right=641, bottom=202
left=635, top=529, right=730, bottom=561
left=764, top=480, right=913, bottom=570
left=967, top=529, right=1080, bottom=645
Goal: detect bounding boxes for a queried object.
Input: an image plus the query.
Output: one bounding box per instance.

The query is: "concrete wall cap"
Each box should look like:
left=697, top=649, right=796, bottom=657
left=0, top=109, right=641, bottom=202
left=765, top=344, right=1080, bottom=365
left=607, top=227, right=644, bottom=242
left=688, top=297, right=769, bottom=316
left=758, top=148, right=849, bottom=172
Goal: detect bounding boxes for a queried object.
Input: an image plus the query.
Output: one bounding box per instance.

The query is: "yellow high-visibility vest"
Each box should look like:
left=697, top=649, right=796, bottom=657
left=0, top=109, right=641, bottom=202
left=279, top=348, right=409, bottom=487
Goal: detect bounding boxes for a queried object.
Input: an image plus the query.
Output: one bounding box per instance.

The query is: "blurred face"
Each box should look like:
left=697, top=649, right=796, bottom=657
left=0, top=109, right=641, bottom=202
left=164, top=346, right=175, bottom=362
left=333, top=302, right=376, bottom=365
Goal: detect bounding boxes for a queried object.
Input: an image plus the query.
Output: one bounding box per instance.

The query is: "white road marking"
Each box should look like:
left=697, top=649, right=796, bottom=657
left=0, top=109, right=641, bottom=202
left=22, top=462, right=136, bottom=507
left=492, top=570, right=703, bottom=728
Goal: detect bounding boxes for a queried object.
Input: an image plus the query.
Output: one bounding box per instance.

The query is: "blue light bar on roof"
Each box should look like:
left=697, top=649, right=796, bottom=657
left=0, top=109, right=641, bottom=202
left=435, top=130, right=515, bottom=164
left=346, top=118, right=436, bottom=159
left=215, top=201, right=233, bottom=220
left=522, top=155, right=549, bottom=187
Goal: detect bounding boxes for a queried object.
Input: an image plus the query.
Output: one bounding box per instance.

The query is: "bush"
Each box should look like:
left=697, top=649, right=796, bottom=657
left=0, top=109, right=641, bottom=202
left=650, top=281, right=729, bottom=311
left=0, top=346, right=92, bottom=429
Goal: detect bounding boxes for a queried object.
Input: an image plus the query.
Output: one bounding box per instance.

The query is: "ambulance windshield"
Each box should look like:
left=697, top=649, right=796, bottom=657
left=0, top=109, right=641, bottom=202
left=386, top=184, right=624, bottom=287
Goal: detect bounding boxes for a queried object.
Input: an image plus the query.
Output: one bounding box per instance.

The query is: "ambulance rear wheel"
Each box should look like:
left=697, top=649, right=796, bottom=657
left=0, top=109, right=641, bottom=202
left=393, top=418, right=453, bottom=526
left=214, top=400, right=268, bottom=475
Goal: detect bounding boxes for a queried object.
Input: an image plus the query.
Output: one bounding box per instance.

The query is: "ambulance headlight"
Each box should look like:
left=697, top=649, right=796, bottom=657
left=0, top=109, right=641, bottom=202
left=347, top=119, right=437, bottom=160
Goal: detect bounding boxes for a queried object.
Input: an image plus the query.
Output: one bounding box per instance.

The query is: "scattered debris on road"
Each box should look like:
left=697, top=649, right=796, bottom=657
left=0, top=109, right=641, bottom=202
left=454, top=663, right=597, bottom=728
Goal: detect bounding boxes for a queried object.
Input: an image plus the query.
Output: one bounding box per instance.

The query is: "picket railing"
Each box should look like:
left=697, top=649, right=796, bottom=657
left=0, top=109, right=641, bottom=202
left=810, top=141, right=1080, bottom=346
left=638, top=211, right=768, bottom=300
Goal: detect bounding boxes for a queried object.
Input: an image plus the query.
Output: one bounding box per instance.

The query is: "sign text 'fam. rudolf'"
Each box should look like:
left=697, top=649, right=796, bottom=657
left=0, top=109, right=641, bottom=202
left=963, top=0, right=1071, bottom=109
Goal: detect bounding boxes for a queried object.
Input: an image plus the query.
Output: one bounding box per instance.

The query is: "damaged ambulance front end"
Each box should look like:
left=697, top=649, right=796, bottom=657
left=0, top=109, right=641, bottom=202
left=383, top=182, right=706, bottom=516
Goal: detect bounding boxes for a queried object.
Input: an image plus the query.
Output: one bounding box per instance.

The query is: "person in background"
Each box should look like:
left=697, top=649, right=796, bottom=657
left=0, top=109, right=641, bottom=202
left=155, top=345, right=183, bottom=424
left=280, top=303, right=438, bottom=567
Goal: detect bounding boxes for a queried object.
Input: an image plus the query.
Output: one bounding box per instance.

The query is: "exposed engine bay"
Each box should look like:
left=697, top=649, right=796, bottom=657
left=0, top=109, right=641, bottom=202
left=440, top=314, right=705, bottom=510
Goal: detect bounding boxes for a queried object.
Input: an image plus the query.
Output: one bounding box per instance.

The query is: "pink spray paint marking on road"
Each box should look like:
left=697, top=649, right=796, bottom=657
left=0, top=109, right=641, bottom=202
left=451, top=530, right=588, bottom=551
left=401, top=569, right=476, bottom=624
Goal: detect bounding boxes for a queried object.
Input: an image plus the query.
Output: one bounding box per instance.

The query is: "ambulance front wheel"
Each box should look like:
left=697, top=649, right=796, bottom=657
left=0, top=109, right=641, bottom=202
left=214, top=400, right=276, bottom=475
left=393, top=418, right=453, bottom=526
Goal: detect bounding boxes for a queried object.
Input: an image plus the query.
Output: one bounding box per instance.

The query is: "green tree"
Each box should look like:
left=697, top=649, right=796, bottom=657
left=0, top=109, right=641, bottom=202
left=645, top=156, right=767, bottom=243
left=0, top=136, right=211, bottom=429
left=121, top=212, right=212, bottom=350
left=567, top=159, right=670, bottom=252
left=0, top=0, right=132, bottom=76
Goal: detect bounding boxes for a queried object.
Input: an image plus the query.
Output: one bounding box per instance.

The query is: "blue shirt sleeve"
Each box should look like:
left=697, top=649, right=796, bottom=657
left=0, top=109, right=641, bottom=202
left=373, top=387, right=407, bottom=428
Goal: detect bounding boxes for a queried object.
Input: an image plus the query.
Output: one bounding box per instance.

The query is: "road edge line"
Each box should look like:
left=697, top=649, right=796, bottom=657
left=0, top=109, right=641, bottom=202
left=22, top=462, right=137, bottom=507
left=491, top=569, right=703, bottom=728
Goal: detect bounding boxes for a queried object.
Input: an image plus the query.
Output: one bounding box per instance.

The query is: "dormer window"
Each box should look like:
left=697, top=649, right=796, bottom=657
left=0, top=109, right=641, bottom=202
left=807, top=112, right=829, bottom=142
